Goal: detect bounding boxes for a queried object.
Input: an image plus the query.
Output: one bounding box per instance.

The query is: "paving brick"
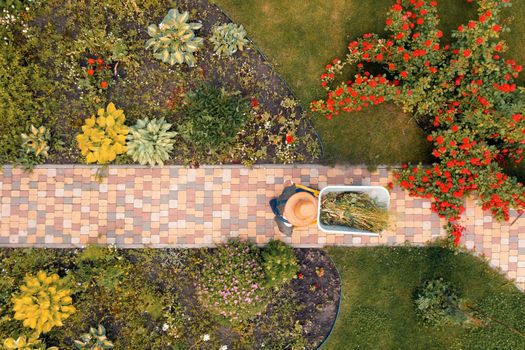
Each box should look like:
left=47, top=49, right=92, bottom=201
left=0, top=165, right=524, bottom=290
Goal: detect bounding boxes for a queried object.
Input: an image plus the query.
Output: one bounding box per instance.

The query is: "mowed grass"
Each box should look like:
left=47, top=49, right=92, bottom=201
left=214, top=0, right=525, bottom=167
left=325, top=246, right=525, bottom=350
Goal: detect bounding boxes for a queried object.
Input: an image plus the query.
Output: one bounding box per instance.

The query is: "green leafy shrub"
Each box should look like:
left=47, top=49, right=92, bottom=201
left=262, top=240, right=299, bottom=289
left=2, top=335, right=57, bottom=350
left=72, top=245, right=129, bottom=291
left=0, top=0, right=34, bottom=15
left=145, top=8, right=204, bottom=66
left=413, top=278, right=467, bottom=327
left=179, top=85, right=249, bottom=160
left=210, top=23, right=249, bottom=57
left=126, top=117, right=176, bottom=166
left=197, top=241, right=268, bottom=323
left=0, top=42, right=48, bottom=164
left=74, top=324, right=114, bottom=350
left=12, top=271, right=76, bottom=335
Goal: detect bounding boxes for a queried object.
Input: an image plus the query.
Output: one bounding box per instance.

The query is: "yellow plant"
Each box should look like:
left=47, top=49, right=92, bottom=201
left=12, top=271, right=76, bottom=335
left=3, top=335, right=58, bottom=350
left=76, top=102, right=129, bottom=164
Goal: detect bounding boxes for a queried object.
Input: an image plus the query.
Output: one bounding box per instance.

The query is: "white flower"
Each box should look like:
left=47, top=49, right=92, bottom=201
left=202, top=334, right=210, bottom=342
left=162, top=323, right=169, bottom=331
left=220, top=346, right=228, bottom=350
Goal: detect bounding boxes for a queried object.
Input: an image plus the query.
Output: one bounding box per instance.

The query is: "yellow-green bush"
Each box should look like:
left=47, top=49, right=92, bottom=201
left=12, top=271, right=76, bottom=335
left=2, top=335, right=57, bottom=350
left=76, top=102, right=129, bottom=164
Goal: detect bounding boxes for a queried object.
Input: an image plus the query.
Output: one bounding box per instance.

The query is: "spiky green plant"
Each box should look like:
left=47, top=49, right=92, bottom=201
left=145, top=8, right=204, bottom=66
left=210, top=23, right=249, bottom=57
left=126, top=117, right=176, bottom=166
left=74, top=324, right=114, bottom=350
left=2, top=335, right=57, bottom=350
left=20, top=125, right=50, bottom=159
left=12, top=271, right=76, bottom=335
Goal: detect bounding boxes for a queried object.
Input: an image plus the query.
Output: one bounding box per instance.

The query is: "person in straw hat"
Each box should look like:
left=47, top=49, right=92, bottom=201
left=270, top=181, right=318, bottom=235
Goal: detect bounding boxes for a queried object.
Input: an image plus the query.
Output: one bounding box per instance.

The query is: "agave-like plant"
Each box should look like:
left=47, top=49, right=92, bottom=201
left=210, top=23, right=249, bottom=57
left=146, top=8, right=204, bottom=66
left=74, top=324, right=114, bottom=350
left=3, top=335, right=58, bottom=350
left=20, top=125, right=50, bottom=159
left=126, top=117, right=176, bottom=166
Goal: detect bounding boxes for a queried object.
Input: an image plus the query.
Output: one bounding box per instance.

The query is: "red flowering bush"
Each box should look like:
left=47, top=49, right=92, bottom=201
left=79, top=55, right=113, bottom=91
left=311, top=0, right=525, bottom=245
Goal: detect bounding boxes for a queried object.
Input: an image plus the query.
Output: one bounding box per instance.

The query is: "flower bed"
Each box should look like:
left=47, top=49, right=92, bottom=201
left=311, top=0, right=525, bottom=244
left=0, top=244, right=340, bottom=350
left=0, top=0, right=320, bottom=167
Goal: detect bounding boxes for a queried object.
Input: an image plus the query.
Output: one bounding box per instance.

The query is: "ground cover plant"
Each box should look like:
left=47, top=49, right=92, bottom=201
left=0, top=0, right=320, bottom=167
left=0, top=243, right=340, bottom=350
left=310, top=0, right=525, bottom=244
left=326, top=246, right=525, bottom=349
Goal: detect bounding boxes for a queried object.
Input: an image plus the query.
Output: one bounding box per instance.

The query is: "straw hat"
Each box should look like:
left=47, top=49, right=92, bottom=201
left=283, top=192, right=318, bottom=227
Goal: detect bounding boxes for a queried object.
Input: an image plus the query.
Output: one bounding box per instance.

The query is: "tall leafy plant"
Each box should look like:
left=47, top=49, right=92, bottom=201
left=178, top=85, right=249, bottom=161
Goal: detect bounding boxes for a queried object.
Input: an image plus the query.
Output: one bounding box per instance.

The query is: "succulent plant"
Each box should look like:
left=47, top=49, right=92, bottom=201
left=126, top=117, right=176, bottom=166
left=20, top=125, right=50, bottom=159
left=11, top=271, right=76, bottom=335
left=2, top=335, right=57, bottom=350
left=145, top=8, right=204, bottom=66
left=74, top=324, right=114, bottom=350
left=210, top=23, right=249, bottom=58
left=76, top=102, right=129, bottom=164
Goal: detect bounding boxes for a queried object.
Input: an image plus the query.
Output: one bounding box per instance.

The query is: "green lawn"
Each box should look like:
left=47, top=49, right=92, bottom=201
left=214, top=0, right=525, bottom=167
left=325, top=246, right=525, bottom=350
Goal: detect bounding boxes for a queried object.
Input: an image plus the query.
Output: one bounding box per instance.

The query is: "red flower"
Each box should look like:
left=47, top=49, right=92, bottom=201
left=492, top=24, right=502, bottom=33
left=87, top=69, right=94, bottom=76
left=463, top=49, right=472, bottom=58
left=100, top=81, right=108, bottom=89
left=286, top=134, right=294, bottom=144
left=87, top=58, right=95, bottom=65
left=96, top=58, right=104, bottom=65
left=251, top=98, right=259, bottom=108
left=436, top=135, right=444, bottom=144
left=297, top=272, right=304, bottom=279
left=451, top=125, right=459, bottom=132
left=426, top=135, right=433, bottom=142
left=392, top=3, right=402, bottom=11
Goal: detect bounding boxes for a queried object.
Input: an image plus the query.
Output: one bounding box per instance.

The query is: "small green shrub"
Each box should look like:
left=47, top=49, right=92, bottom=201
left=145, top=8, right=204, bottom=66
left=197, top=241, right=268, bottom=323
left=0, top=43, right=47, bottom=164
left=0, top=0, right=34, bottom=15
left=179, top=85, right=249, bottom=160
left=210, top=23, right=249, bottom=58
left=126, top=117, right=176, bottom=166
left=12, top=271, right=76, bottom=335
left=72, top=245, right=129, bottom=291
left=413, top=278, right=467, bottom=327
left=262, top=240, right=299, bottom=289
left=74, top=324, right=114, bottom=350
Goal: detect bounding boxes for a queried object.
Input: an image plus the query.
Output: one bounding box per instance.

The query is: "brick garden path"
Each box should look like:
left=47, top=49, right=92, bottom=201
left=0, top=165, right=524, bottom=289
